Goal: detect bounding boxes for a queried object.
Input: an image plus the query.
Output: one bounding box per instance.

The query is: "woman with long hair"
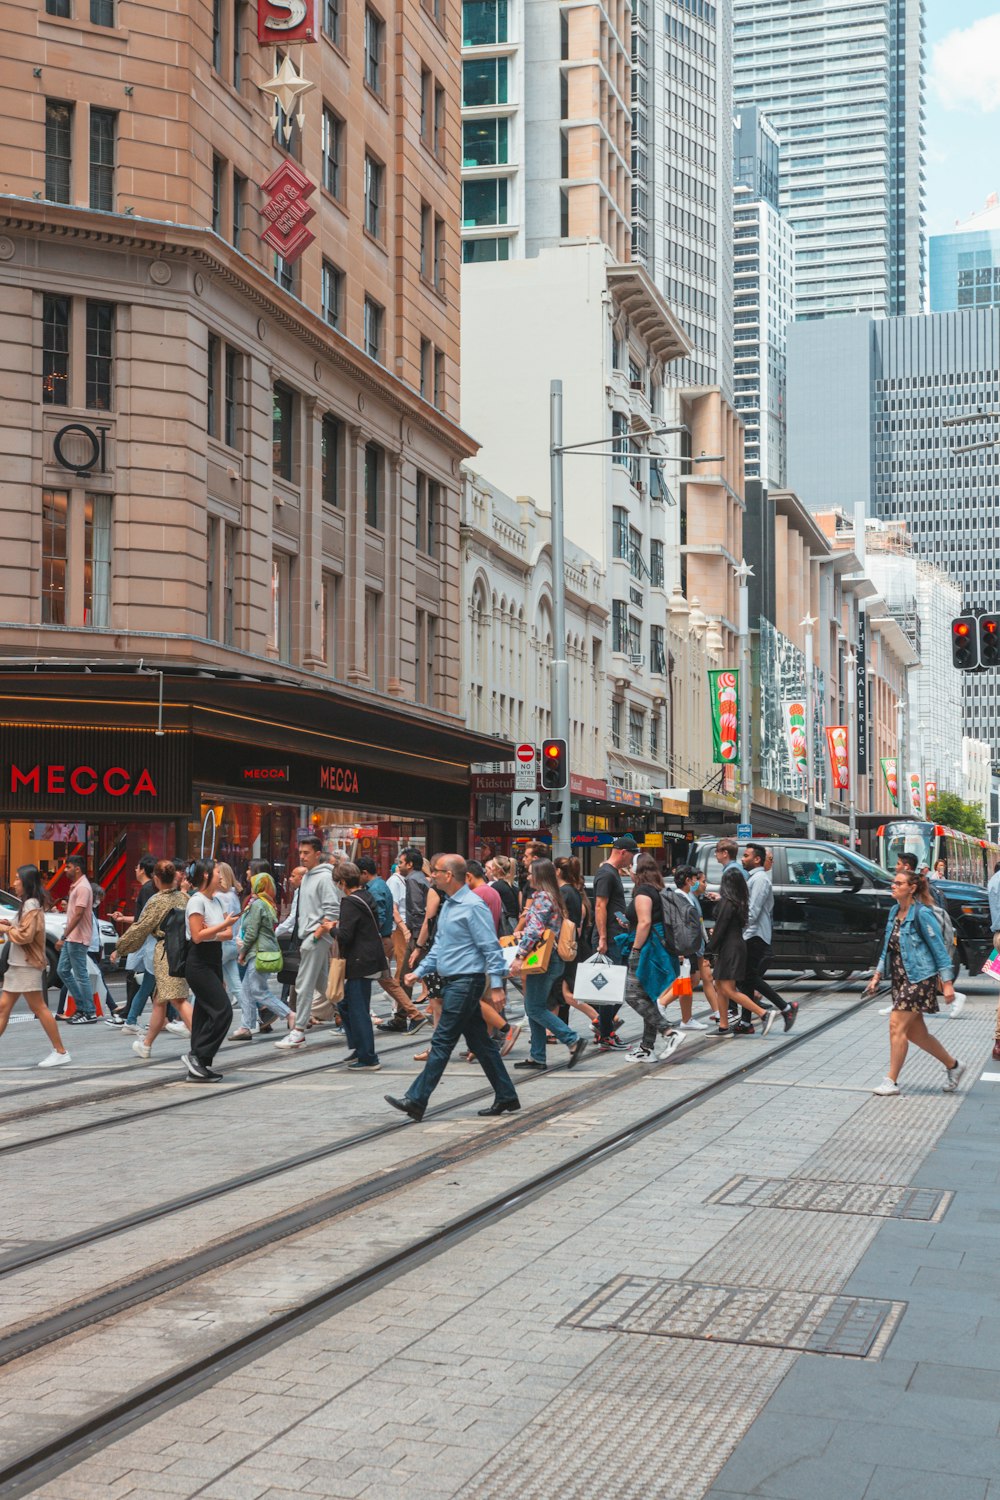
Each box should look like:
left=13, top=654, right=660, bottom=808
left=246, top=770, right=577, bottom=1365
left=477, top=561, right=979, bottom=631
left=511, top=858, right=588, bottom=1072
left=0, top=866, right=65, bottom=1067
left=623, top=855, right=685, bottom=1062
left=112, top=860, right=194, bottom=1060
left=705, top=867, right=775, bottom=1039
left=329, top=862, right=383, bottom=1070
left=183, top=859, right=239, bottom=1082
left=230, top=872, right=294, bottom=1040
left=867, top=867, right=962, bottom=1096
left=215, top=862, right=245, bottom=1009
left=487, top=856, right=520, bottom=937
left=553, top=857, right=599, bottom=1029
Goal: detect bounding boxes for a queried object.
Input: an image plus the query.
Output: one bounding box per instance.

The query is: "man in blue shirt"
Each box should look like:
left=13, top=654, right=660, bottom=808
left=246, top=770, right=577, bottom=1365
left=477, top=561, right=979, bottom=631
left=385, top=854, right=519, bottom=1123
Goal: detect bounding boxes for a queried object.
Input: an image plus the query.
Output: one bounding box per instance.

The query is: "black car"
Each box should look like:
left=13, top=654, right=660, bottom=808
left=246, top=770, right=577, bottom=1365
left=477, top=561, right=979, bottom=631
left=690, top=838, right=993, bottom=981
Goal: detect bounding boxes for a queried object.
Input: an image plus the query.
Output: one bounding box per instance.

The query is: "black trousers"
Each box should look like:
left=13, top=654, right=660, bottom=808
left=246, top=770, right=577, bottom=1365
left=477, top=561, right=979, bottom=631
left=741, top=935, right=788, bottom=1022
left=186, top=942, right=232, bottom=1068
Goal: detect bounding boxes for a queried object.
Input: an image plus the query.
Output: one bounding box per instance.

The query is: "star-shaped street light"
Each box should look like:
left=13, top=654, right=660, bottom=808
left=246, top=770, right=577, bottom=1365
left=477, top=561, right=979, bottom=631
left=260, top=54, right=315, bottom=138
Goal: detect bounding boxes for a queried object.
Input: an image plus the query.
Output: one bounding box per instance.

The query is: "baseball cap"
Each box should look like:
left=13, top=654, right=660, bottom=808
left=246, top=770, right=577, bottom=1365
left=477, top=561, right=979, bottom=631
left=611, top=836, right=639, bottom=851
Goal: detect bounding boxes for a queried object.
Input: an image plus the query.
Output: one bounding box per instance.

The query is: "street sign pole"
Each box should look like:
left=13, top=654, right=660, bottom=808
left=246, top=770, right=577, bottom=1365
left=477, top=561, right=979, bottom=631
left=550, top=380, right=570, bottom=860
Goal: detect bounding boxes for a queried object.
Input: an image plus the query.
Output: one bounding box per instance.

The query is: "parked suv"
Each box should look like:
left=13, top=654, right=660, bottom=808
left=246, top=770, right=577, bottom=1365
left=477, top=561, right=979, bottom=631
left=0, top=887, right=118, bottom=991
left=689, top=839, right=993, bottom=981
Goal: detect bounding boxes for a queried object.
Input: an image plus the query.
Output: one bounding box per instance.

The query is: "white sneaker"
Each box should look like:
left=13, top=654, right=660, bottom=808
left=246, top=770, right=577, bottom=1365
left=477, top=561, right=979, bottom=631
left=38, top=1050, right=71, bottom=1068
left=943, top=1059, right=965, bottom=1093
left=625, top=1044, right=654, bottom=1063
left=132, top=1038, right=152, bottom=1060
left=877, top=1006, right=892, bottom=1016
left=656, top=1031, right=688, bottom=1060
left=274, top=1029, right=305, bottom=1049
left=165, top=1020, right=189, bottom=1035
left=679, top=1018, right=708, bottom=1031
left=655, top=998, right=673, bottom=1022
left=121, top=1022, right=140, bottom=1034
left=873, top=1077, right=900, bottom=1096
left=948, top=992, right=967, bottom=1019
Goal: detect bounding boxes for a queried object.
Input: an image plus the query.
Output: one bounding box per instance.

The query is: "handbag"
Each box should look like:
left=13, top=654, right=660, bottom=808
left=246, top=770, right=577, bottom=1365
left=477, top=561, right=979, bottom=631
left=255, top=947, right=284, bottom=974
left=277, top=930, right=300, bottom=985
left=556, top=917, right=577, bottom=963
left=500, top=929, right=554, bottom=973
left=0, top=939, right=9, bottom=981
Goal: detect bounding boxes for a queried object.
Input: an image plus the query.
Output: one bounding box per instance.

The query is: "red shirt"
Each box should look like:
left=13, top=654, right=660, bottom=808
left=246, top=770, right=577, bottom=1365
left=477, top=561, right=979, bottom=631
left=472, top=880, right=503, bottom=933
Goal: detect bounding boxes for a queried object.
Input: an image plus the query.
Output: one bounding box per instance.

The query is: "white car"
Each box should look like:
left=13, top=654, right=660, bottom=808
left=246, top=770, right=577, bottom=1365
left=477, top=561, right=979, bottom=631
left=0, top=888, right=118, bottom=987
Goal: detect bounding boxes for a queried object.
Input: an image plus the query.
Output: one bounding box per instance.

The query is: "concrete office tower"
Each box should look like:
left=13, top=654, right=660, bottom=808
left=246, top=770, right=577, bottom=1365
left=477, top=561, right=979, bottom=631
left=733, top=0, right=926, bottom=320
left=733, top=107, right=795, bottom=486
left=787, top=309, right=1000, bottom=753
left=631, top=0, right=735, bottom=397
left=461, top=0, right=631, bottom=266
left=930, top=194, right=1000, bottom=313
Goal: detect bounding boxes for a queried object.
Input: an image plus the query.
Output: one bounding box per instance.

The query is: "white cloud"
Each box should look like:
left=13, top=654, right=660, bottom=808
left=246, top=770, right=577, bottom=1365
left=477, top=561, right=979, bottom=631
left=932, top=15, right=1000, bottom=112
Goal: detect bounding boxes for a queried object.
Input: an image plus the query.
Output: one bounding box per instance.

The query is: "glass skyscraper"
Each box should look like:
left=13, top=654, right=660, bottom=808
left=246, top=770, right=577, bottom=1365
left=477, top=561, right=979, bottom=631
left=929, top=196, right=1000, bottom=313
left=733, top=0, right=926, bottom=321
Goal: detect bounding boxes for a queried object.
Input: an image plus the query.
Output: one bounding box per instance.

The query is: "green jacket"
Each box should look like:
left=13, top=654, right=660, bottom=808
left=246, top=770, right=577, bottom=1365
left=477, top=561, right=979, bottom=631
left=240, top=897, right=279, bottom=960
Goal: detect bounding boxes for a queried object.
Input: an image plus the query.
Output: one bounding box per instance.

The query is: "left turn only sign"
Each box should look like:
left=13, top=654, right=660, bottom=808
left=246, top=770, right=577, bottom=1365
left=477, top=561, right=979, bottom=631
left=511, top=792, right=541, bottom=832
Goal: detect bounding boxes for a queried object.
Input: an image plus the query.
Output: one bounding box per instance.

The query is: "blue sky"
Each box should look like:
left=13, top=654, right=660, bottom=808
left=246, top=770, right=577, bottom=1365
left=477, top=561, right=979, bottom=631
left=924, top=0, right=1000, bottom=234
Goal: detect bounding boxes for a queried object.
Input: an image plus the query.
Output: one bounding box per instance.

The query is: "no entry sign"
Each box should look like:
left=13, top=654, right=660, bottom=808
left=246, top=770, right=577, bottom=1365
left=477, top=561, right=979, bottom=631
left=514, top=743, right=536, bottom=790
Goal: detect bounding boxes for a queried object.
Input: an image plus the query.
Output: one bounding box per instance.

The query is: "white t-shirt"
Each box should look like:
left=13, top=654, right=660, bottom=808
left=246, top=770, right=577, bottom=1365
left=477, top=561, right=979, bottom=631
left=387, top=871, right=406, bottom=924
left=186, top=891, right=226, bottom=941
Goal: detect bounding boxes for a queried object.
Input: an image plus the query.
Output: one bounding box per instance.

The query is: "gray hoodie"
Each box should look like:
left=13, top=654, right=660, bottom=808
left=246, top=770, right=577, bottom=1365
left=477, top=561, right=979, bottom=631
left=296, top=862, right=340, bottom=940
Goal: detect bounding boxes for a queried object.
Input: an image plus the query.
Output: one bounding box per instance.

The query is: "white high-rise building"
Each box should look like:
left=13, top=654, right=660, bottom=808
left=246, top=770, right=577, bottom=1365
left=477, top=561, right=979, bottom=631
left=733, top=0, right=926, bottom=320
left=733, top=107, right=795, bottom=487
left=631, top=0, right=735, bottom=398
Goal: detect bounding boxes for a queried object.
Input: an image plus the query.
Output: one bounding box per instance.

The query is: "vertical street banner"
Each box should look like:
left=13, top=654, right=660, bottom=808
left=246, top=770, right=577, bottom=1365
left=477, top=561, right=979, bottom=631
left=709, top=670, right=739, bottom=765
left=782, top=699, right=808, bottom=779
left=880, top=757, right=898, bottom=808
left=825, top=725, right=849, bottom=791
left=925, top=780, right=938, bottom=809
left=909, top=772, right=922, bottom=815
left=856, top=612, right=868, bottom=776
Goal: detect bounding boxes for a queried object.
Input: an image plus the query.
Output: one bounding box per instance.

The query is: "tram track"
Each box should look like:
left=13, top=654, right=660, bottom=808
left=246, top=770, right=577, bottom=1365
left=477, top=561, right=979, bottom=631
left=0, top=980, right=873, bottom=1497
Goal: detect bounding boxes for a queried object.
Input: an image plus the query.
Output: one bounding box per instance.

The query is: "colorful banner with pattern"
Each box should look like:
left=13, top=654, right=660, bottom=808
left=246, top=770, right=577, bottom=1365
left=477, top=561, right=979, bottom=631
left=880, top=757, right=898, bottom=808
left=926, top=780, right=938, bottom=809
left=782, top=699, right=808, bottom=779
left=709, top=670, right=739, bottom=765
left=909, top=772, right=922, bottom=815
left=825, top=725, right=849, bottom=791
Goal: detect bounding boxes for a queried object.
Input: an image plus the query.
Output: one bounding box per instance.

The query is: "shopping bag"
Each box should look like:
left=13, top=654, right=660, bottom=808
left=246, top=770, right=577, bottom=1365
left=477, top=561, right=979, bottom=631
left=500, top=930, right=555, bottom=973
left=573, top=953, right=627, bottom=1006
left=982, top=949, right=1000, bottom=981
left=326, top=949, right=347, bottom=1002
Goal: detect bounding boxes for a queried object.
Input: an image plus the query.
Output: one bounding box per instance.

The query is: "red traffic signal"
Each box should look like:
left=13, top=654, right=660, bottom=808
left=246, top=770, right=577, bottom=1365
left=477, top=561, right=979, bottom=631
left=980, top=614, right=1000, bottom=668
left=952, top=616, right=978, bottom=671
left=540, top=737, right=568, bottom=790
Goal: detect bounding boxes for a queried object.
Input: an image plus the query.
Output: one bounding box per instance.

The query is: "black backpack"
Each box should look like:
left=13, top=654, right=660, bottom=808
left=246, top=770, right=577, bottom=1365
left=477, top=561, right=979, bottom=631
left=660, top=886, right=703, bottom=957
left=160, top=907, right=190, bottom=978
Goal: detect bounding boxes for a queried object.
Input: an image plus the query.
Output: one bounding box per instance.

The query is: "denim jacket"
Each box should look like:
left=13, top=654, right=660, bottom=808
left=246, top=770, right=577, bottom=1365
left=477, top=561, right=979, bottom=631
left=877, top=900, right=953, bottom=984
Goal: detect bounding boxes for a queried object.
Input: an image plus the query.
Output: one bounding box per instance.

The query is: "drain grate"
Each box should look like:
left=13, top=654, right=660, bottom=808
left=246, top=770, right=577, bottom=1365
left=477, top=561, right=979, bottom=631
left=564, top=1274, right=905, bottom=1359
left=708, top=1175, right=952, bottom=1222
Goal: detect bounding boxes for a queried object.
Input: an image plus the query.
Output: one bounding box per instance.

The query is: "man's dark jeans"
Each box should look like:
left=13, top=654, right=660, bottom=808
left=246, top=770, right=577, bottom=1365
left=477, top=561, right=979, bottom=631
left=741, top=935, right=788, bottom=1022
left=405, top=973, right=518, bottom=1110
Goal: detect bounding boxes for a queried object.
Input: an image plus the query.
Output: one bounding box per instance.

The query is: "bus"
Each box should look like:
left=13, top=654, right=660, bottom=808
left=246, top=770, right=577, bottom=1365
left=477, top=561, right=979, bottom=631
left=878, top=820, right=1000, bottom=888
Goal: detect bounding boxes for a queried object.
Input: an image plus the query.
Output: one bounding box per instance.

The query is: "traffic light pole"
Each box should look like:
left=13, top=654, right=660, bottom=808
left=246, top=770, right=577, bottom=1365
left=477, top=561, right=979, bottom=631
left=550, top=379, right=571, bottom=860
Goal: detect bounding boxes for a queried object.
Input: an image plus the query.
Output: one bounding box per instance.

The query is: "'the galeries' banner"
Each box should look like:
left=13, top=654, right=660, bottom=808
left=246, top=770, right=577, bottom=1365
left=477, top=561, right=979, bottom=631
left=825, top=725, right=849, bottom=791
left=782, top=699, right=808, bottom=779
left=880, top=757, right=898, bottom=808
left=709, top=670, right=739, bottom=765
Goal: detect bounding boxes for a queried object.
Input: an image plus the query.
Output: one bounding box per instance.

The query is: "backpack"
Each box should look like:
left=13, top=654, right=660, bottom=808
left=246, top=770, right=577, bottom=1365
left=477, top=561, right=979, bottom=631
left=160, top=906, right=190, bottom=978
left=930, top=900, right=956, bottom=953
left=660, top=885, right=703, bottom=957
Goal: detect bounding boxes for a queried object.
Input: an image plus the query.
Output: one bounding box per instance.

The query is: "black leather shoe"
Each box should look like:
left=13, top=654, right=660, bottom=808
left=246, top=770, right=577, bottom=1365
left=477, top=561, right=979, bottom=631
left=477, top=1098, right=521, bottom=1116
left=513, top=1058, right=547, bottom=1070
left=385, top=1093, right=425, bottom=1122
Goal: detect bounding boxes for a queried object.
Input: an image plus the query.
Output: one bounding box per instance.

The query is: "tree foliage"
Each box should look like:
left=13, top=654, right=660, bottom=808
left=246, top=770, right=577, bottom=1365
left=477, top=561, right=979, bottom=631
left=930, top=790, right=986, bottom=839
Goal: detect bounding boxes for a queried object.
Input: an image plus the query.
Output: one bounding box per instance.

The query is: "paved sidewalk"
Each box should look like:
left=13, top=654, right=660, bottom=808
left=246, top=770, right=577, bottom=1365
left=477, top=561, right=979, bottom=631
left=709, top=1045, right=1000, bottom=1500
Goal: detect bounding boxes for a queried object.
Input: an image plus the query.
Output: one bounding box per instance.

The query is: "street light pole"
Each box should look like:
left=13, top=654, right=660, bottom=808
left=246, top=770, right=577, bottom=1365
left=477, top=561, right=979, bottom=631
left=803, top=614, right=817, bottom=839
left=845, top=647, right=857, bottom=851
left=736, top=560, right=753, bottom=828
left=549, top=379, right=571, bottom=860
left=896, top=695, right=907, bottom=817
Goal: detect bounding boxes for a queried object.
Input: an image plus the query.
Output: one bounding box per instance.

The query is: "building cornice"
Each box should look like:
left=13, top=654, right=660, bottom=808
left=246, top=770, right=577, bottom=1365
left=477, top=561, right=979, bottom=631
left=0, top=196, right=478, bottom=461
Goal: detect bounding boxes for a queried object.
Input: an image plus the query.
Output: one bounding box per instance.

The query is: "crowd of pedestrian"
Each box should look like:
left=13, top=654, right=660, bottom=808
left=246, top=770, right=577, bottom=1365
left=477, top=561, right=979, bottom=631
left=0, top=833, right=981, bottom=1105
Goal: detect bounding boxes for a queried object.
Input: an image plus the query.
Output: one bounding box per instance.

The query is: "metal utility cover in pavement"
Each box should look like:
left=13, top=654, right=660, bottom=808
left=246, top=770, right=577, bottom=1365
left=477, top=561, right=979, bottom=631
left=564, top=1274, right=905, bottom=1360
left=709, top=1175, right=952, bottom=1223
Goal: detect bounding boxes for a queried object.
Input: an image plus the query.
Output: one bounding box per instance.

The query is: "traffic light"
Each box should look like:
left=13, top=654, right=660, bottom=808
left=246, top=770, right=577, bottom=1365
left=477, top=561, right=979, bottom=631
left=980, top=614, right=1000, bottom=668
left=540, top=737, right=568, bottom=790
left=952, top=617, right=978, bottom=670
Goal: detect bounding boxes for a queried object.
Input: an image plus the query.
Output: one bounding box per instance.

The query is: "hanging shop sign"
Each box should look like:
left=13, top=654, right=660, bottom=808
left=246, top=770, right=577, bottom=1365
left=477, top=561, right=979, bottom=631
left=0, top=727, right=191, bottom=818
left=257, top=0, right=317, bottom=45
left=855, top=614, right=868, bottom=775
left=52, top=422, right=110, bottom=478
left=708, top=670, right=739, bottom=765
left=260, top=158, right=317, bottom=262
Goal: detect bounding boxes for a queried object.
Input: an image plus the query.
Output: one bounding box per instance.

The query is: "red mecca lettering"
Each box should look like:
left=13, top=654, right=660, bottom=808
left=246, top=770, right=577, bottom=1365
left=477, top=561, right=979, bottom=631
left=319, top=765, right=360, bottom=795
left=9, top=764, right=159, bottom=798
